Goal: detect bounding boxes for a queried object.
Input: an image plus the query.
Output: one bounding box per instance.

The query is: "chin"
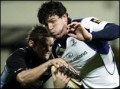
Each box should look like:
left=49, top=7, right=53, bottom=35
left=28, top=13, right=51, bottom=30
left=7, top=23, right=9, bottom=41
left=55, top=34, right=63, bottom=39
left=55, top=36, right=62, bottom=39
left=45, top=56, right=50, bottom=60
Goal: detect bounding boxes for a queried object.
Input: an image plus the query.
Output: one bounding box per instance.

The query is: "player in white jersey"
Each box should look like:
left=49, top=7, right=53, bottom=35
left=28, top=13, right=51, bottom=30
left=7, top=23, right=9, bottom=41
left=62, top=37, right=119, bottom=88
left=37, top=1, right=120, bottom=88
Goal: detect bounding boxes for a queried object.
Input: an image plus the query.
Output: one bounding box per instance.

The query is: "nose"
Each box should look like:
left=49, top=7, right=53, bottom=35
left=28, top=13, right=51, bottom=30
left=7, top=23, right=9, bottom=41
left=48, top=46, right=52, bottom=52
left=48, top=23, right=54, bottom=31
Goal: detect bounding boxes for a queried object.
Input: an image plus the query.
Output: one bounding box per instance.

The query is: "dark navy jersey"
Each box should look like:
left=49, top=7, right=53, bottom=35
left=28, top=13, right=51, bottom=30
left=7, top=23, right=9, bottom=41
left=1, top=46, right=51, bottom=89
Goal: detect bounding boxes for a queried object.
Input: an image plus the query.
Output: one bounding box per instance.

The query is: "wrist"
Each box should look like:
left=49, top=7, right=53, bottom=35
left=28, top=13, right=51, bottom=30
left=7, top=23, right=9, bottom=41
left=47, top=60, right=52, bottom=67
left=44, top=60, right=52, bottom=68
left=89, top=34, right=92, bottom=41
left=86, top=33, right=92, bottom=41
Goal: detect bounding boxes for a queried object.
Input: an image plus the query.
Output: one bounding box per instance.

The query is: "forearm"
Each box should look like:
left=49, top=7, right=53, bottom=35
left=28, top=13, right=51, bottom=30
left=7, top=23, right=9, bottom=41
left=91, top=23, right=120, bottom=41
left=16, top=61, right=51, bottom=85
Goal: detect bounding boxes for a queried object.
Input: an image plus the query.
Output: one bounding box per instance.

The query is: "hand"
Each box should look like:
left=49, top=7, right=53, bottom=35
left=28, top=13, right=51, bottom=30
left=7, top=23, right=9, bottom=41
left=67, top=22, right=92, bottom=41
left=52, top=70, right=70, bottom=88
left=49, top=58, right=69, bottom=68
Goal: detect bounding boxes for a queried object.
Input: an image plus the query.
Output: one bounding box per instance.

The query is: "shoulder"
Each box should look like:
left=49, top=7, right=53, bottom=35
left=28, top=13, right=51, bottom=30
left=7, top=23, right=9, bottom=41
left=11, top=47, right=27, bottom=56
left=73, top=17, right=109, bottom=25
left=72, top=17, right=94, bottom=22
left=74, top=17, right=109, bottom=32
left=6, top=47, right=28, bottom=63
left=73, top=17, right=104, bottom=22
left=72, top=17, right=98, bottom=29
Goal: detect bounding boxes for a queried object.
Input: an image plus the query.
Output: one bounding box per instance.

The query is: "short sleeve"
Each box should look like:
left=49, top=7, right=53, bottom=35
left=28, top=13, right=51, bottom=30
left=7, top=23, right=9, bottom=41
left=6, top=48, right=28, bottom=77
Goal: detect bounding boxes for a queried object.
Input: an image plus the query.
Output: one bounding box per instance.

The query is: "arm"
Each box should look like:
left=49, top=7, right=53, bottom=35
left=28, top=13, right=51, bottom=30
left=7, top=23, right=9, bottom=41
left=68, top=22, right=119, bottom=41
left=92, top=23, right=120, bottom=41
left=16, top=58, right=68, bottom=86
left=68, top=17, right=119, bottom=41
left=16, top=60, right=50, bottom=86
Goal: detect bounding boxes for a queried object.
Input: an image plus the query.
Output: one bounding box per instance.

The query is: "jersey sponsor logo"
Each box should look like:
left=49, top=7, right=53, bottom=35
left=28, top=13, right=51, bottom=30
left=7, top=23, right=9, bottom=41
left=91, top=18, right=101, bottom=24
left=65, top=51, right=88, bottom=62
left=73, top=51, right=88, bottom=61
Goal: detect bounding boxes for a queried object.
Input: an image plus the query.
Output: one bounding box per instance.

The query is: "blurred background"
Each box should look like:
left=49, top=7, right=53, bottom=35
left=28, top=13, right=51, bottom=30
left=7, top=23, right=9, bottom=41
left=1, top=1, right=119, bottom=74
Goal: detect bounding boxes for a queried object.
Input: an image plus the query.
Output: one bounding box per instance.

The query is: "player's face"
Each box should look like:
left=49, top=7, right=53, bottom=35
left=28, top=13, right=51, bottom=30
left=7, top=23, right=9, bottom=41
left=46, top=14, right=68, bottom=39
left=35, top=37, right=55, bottom=60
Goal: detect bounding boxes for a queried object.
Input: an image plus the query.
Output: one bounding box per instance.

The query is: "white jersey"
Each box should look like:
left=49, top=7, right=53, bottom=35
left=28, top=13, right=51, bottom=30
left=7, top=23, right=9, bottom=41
left=62, top=37, right=119, bottom=88
left=53, top=17, right=119, bottom=88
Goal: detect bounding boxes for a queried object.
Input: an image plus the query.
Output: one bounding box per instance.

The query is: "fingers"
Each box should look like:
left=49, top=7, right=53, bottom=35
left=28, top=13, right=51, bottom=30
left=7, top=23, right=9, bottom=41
left=67, top=33, right=77, bottom=38
left=56, top=71, right=70, bottom=83
left=68, top=22, right=81, bottom=32
left=53, top=71, right=70, bottom=88
left=67, top=22, right=84, bottom=39
left=51, top=66, right=70, bottom=82
left=65, top=76, right=70, bottom=84
left=67, top=22, right=92, bottom=41
left=68, top=32, right=85, bottom=41
left=51, top=58, right=69, bottom=68
left=51, top=65, right=71, bottom=88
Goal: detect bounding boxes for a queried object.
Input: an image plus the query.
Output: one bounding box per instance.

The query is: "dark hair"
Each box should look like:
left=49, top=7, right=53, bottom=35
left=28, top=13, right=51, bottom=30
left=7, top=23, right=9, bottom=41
left=27, top=25, right=51, bottom=46
left=37, top=1, right=67, bottom=25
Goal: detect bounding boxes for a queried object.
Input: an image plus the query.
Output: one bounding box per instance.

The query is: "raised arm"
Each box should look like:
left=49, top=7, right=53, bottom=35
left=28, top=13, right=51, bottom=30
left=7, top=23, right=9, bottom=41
left=68, top=17, right=119, bottom=41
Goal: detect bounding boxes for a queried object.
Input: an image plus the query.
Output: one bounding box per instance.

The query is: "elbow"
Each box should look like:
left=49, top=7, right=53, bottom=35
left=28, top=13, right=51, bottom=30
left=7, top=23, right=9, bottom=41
left=16, top=73, right=28, bottom=86
left=106, top=23, right=120, bottom=38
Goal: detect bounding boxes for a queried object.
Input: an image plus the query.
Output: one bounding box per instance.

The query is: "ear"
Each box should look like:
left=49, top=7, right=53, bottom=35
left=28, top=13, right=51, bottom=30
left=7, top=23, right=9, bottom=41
left=62, top=13, right=68, bottom=23
left=63, top=13, right=68, bottom=18
left=28, top=40, right=34, bottom=47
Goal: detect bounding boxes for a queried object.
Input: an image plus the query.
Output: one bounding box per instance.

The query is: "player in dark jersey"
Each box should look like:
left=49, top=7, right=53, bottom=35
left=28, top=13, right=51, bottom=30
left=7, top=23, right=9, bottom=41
left=0, top=25, right=70, bottom=89
left=37, top=1, right=120, bottom=88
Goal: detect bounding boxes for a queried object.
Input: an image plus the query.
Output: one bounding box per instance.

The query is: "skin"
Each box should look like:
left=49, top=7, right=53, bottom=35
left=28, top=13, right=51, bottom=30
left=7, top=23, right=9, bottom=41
left=47, top=14, right=92, bottom=41
left=16, top=37, right=69, bottom=86
left=33, top=37, right=55, bottom=60
left=47, top=14, right=68, bottom=38
left=52, top=71, right=70, bottom=88
left=68, top=22, right=92, bottom=41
